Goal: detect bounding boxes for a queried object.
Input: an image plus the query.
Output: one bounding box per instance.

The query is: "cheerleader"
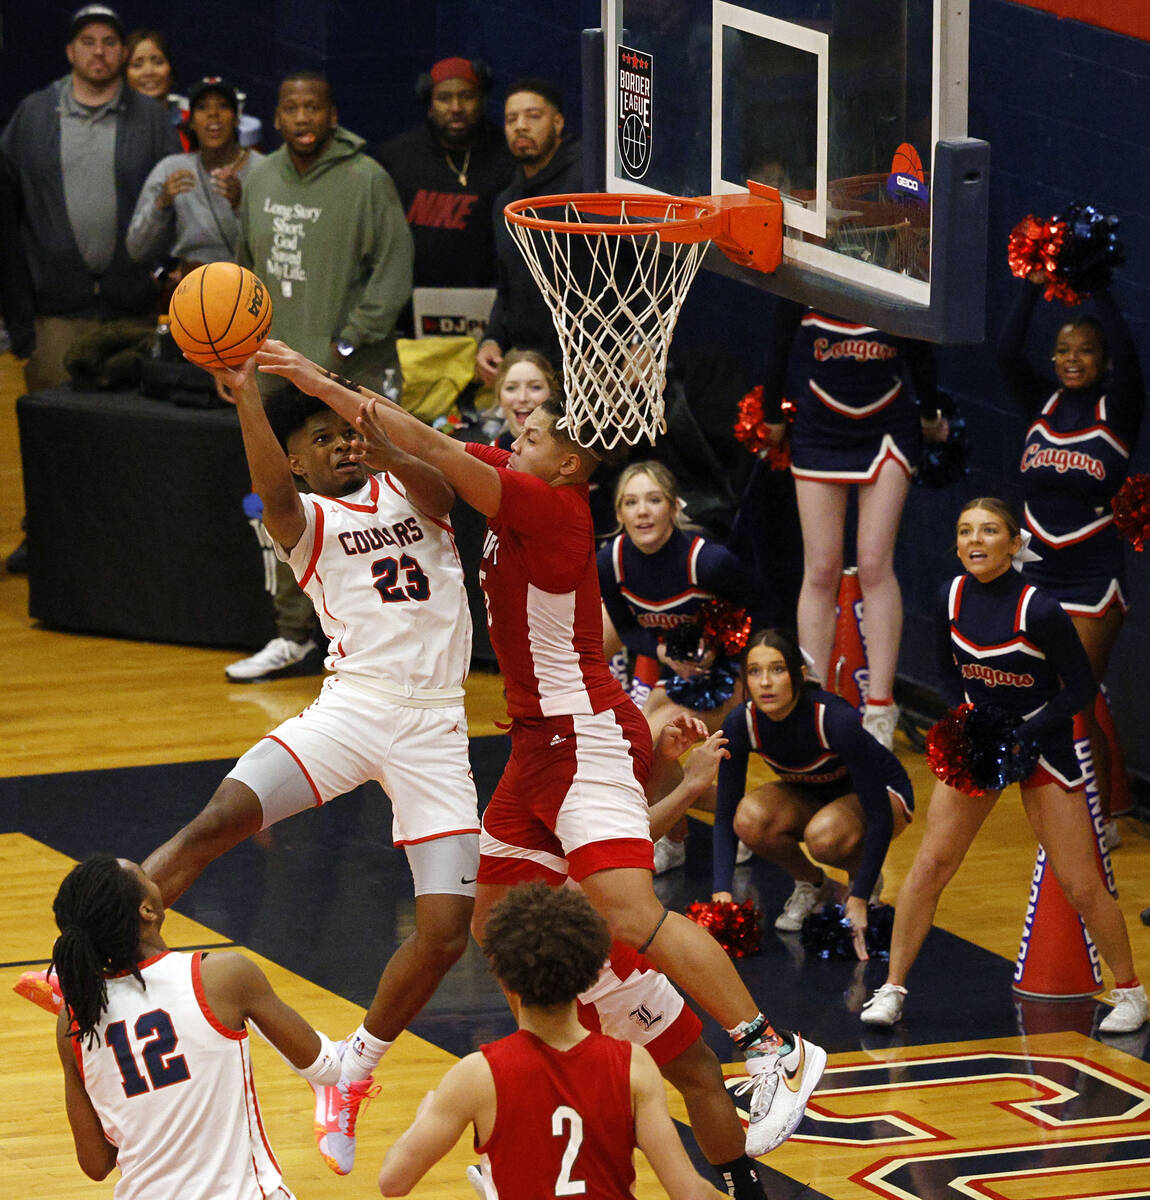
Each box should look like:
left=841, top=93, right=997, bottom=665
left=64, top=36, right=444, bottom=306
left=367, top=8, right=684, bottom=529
left=712, top=629, right=913, bottom=957
left=996, top=273, right=1144, bottom=834
left=599, top=462, right=758, bottom=872
left=758, top=300, right=949, bottom=748
left=861, top=498, right=1145, bottom=1032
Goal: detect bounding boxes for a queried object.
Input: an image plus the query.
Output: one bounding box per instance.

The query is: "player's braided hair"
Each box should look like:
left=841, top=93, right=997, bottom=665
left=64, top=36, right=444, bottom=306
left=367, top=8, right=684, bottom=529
left=51, top=855, right=146, bottom=1047
left=482, top=883, right=610, bottom=1007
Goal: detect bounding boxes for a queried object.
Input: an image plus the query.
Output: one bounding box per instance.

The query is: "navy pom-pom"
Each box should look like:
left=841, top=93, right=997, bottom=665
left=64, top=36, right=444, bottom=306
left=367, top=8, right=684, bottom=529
left=926, top=702, right=1039, bottom=796
left=914, top=413, right=968, bottom=489
left=799, top=902, right=894, bottom=960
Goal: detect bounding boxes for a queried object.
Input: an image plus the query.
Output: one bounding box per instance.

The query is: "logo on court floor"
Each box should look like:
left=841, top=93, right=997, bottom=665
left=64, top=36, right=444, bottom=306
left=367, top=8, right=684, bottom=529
left=618, top=45, right=653, bottom=179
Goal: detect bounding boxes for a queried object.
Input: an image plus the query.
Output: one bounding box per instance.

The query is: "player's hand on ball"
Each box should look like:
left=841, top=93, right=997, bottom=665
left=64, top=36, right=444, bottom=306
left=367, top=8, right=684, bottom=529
left=204, top=355, right=257, bottom=405
left=255, top=340, right=326, bottom=393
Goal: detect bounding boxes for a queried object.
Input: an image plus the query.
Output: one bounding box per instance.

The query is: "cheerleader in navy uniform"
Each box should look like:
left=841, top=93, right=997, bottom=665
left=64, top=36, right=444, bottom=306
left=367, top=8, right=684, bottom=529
left=758, top=300, right=949, bottom=748
left=600, top=462, right=758, bottom=872
left=862, top=498, right=1146, bottom=1033
left=996, top=273, right=1144, bottom=835
left=712, top=629, right=913, bottom=957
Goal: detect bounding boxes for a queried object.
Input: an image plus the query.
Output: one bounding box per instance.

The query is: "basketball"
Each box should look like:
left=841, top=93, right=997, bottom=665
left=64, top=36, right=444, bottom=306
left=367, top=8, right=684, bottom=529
left=168, top=262, right=274, bottom=369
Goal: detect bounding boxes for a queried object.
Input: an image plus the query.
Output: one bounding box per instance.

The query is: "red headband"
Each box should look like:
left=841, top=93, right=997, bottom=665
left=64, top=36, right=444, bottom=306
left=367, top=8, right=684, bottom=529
left=430, top=57, right=480, bottom=87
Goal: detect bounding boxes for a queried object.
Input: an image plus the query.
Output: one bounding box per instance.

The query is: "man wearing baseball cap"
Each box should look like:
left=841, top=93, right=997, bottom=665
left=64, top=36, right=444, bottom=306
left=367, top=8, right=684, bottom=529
left=373, top=55, right=513, bottom=306
left=0, top=4, right=180, bottom=390
left=0, top=4, right=180, bottom=573
left=127, top=77, right=262, bottom=270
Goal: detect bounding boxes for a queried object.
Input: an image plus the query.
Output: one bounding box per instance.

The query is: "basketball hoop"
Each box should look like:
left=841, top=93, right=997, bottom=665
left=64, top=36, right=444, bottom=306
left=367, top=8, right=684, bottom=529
left=504, top=184, right=782, bottom=448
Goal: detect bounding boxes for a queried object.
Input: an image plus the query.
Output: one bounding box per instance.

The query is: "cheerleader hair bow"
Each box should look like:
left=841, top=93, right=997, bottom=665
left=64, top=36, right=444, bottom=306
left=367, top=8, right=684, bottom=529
left=1012, top=529, right=1042, bottom=572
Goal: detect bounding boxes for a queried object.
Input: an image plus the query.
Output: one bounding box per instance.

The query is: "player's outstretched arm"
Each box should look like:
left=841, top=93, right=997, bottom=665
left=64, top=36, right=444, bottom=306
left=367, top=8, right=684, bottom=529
left=210, top=356, right=306, bottom=550
left=256, top=340, right=503, bottom=516
left=647, top=720, right=729, bottom=841
left=377, top=1053, right=492, bottom=1195
left=198, top=952, right=342, bottom=1084
left=631, top=1045, right=730, bottom=1199
left=348, top=400, right=455, bottom=518
left=56, top=1010, right=118, bottom=1180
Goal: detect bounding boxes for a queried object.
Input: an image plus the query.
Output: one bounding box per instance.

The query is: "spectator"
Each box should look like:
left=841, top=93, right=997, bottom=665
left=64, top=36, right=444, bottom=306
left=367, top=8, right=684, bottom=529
left=124, top=29, right=173, bottom=100
left=0, top=148, right=34, bottom=360
left=373, top=56, right=514, bottom=308
left=0, top=3, right=181, bottom=391
left=475, top=78, right=582, bottom=384
left=127, top=77, right=260, bottom=280
left=227, top=70, right=413, bottom=684
left=487, top=348, right=559, bottom=447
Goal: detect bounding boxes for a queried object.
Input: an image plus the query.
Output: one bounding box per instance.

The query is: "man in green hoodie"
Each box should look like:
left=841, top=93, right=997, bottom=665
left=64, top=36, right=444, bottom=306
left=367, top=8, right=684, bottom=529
left=238, top=72, right=413, bottom=392
left=230, top=72, right=415, bottom=684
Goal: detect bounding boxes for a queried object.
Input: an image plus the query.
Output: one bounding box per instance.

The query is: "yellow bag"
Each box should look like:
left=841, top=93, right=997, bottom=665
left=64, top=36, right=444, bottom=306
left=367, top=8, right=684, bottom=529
left=396, top=336, right=479, bottom=426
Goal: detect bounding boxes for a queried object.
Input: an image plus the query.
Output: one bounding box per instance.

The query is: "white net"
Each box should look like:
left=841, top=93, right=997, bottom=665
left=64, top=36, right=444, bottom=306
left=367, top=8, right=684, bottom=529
left=505, top=197, right=714, bottom=449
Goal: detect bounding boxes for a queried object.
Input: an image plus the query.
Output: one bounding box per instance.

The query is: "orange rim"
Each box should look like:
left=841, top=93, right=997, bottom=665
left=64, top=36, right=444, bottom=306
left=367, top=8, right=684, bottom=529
left=504, top=192, right=722, bottom=242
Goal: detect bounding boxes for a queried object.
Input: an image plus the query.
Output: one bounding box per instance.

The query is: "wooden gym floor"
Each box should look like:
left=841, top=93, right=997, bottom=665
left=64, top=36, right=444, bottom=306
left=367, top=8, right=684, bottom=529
left=2, top=350, right=1149, bottom=1199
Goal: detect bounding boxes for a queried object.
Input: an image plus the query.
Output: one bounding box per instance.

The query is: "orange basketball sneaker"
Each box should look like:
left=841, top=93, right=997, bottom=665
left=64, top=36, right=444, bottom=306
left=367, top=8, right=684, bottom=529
left=14, top=968, right=63, bottom=1015
left=312, top=1075, right=381, bottom=1175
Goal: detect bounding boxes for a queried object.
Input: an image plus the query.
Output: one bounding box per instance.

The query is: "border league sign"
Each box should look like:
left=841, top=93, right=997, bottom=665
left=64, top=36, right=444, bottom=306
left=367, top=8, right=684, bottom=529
left=618, top=45, right=653, bottom=179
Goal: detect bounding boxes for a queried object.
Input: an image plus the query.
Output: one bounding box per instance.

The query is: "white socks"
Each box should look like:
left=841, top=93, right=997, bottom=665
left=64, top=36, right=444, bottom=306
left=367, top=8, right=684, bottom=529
left=341, top=1023, right=392, bottom=1082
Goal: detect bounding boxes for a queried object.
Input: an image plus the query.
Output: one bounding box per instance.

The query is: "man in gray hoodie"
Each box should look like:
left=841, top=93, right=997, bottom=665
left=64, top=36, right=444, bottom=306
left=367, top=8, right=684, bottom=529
left=229, top=71, right=415, bottom=684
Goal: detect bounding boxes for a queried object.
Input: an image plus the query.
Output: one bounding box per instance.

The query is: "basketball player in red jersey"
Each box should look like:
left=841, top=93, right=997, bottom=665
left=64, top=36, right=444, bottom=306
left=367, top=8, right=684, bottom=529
left=378, top=883, right=727, bottom=1199
left=257, top=339, right=827, bottom=1160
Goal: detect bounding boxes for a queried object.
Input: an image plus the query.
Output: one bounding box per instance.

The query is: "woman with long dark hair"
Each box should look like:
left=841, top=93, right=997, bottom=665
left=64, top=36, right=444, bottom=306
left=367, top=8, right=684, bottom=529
left=712, top=628, right=913, bottom=955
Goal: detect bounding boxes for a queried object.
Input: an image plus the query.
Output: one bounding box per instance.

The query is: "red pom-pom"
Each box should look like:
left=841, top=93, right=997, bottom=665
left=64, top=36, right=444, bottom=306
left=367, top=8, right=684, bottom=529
left=1112, top=474, right=1150, bottom=552
left=1007, top=214, right=1080, bottom=304
left=733, top=387, right=791, bottom=470
left=697, top=597, right=753, bottom=657
left=925, top=703, right=986, bottom=796
left=685, top=899, right=761, bottom=957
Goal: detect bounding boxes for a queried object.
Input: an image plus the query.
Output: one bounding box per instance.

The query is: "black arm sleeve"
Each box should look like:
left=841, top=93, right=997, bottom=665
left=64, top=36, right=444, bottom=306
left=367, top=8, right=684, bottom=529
left=696, top=543, right=758, bottom=613
left=823, top=702, right=905, bottom=900
left=759, top=298, right=805, bottom=421
left=1017, top=595, right=1098, bottom=743
left=902, top=338, right=942, bottom=420
left=995, top=282, right=1051, bottom=414
left=1092, top=288, right=1145, bottom=443
left=597, top=547, right=650, bottom=656
left=934, top=582, right=966, bottom=709
left=712, top=710, right=750, bottom=895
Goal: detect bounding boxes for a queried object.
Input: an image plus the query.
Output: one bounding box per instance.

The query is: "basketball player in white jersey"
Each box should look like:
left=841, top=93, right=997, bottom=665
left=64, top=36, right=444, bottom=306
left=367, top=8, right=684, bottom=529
left=140, top=357, right=480, bottom=1176
left=255, top=339, right=828, bottom=1165
left=53, top=854, right=343, bottom=1199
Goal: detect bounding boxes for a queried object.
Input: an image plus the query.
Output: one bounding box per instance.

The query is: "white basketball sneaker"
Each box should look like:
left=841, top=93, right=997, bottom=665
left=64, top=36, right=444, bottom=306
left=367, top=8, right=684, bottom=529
left=736, top=1032, right=827, bottom=1156
left=860, top=983, right=907, bottom=1026
left=1098, top=985, right=1148, bottom=1034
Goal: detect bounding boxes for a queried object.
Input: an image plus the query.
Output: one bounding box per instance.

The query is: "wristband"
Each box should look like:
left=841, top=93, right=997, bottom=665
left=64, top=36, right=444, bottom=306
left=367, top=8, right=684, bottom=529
left=293, top=1031, right=343, bottom=1086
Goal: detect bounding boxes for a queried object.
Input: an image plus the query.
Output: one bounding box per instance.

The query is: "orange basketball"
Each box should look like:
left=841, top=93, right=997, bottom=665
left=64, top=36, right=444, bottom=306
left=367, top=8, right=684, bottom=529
left=168, top=262, right=273, bottom=369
